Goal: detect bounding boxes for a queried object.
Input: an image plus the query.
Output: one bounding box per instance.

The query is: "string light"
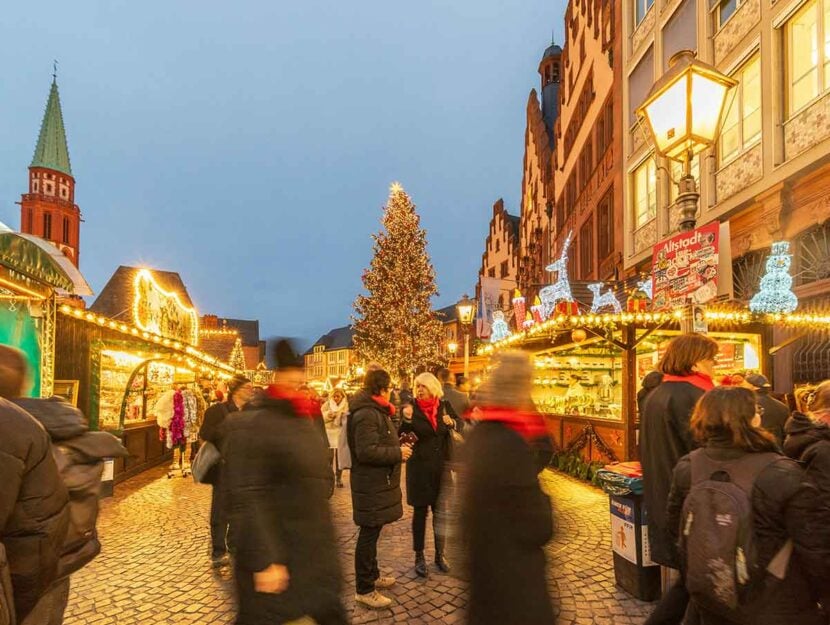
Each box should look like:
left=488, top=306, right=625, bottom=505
left=490, top=310, right=511, bottom=343
left=588, top=283, right=622, bottom=313
left=749, top=241, right=799, bottom=314
left=132, top=269, right=200, bottom=346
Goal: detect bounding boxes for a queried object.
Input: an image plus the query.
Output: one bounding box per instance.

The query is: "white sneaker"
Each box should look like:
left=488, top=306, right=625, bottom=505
left=355, top=590, right=393, bottom=609
left=374, top=575, right=396, bottom=589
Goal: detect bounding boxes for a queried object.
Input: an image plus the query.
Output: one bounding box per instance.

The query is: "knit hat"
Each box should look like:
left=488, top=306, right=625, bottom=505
left=228, top=374, right=251, bottom=397
left=745, top=373, right=771, bottom=389
left=272, top=338, right=303, bottom=369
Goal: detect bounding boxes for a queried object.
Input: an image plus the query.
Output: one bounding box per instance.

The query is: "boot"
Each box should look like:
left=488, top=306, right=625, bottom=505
left=414, top=551, right=428, bottom=578
left=336, top=470, right=344, bottom=488
left=435, top=552, right=451, bottom=573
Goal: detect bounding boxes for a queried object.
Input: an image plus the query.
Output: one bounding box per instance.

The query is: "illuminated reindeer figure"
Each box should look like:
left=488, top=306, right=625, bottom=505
left=588, top=283, right=623, bottom=313
left=538, top=231, right=574, bottom=320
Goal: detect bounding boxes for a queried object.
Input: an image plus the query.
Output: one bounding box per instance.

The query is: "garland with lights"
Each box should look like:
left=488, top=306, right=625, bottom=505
left=352, top=183, right=445, bottom=379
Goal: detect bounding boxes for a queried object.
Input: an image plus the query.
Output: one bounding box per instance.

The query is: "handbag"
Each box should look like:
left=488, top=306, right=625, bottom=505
left=191, top=440, right=221, bottom=483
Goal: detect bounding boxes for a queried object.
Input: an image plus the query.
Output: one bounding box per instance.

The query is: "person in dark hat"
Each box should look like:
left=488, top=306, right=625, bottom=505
left=742, top=373, right=790, bottom=447
left=199, top=373, right=253, bottom=567
left=223, top=339, right=346, bottom=624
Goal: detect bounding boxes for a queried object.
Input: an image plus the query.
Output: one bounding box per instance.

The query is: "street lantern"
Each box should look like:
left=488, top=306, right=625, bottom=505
left=636, top=50, right=736, bottom=231
left=447, top=341, right=458, bottom=355
left=455, top=294, right=477, bottom=379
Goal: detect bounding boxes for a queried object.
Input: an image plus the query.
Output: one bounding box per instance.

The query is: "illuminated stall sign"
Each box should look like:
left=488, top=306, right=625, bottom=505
left=651, top=222, right=720, bottom=311
left=133, top=269, right=199, bottom=345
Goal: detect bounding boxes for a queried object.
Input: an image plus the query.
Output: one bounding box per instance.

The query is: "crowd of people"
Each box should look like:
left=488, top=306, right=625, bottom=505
left=3, top=332, right=830, bottom=625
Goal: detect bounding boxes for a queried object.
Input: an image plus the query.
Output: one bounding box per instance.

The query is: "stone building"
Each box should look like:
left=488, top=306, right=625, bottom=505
left=304, top=326, right=357, bottom=385
left=476, top=199, right=520, bottom=335
left=622, top=0, right=830, bottom=386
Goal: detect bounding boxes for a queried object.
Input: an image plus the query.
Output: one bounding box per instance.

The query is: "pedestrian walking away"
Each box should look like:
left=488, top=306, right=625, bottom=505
left=640, top=333, right=718, bottom=625
left=437, top=367, right=471, bottom=419
left=198, top=373, right=253, bottom=568
left=222, top=339, right=347, bottom=625
left=667, top=387, right=825, bottom=625
left=459, top=351, right=555, bottom=625
left=322, top=388, right=350, bottom=488
left=398, top=371, right=461, bottom=578
left=347, top=368, right=410, bottom=610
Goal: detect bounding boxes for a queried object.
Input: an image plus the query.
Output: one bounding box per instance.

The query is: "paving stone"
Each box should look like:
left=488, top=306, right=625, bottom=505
left=63, top=466, right=654, bottom=624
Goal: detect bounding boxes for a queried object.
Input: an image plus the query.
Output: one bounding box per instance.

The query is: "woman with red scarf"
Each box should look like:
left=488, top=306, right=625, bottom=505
left=399, top=372, right=461, bottom=578
left=640, top=333, right=718, bottom=625
left=459, top=351, right=554, bottom=625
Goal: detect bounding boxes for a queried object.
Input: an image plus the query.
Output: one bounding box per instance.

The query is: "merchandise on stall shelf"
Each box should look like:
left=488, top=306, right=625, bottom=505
left=152, top=387, right=201, bottom=478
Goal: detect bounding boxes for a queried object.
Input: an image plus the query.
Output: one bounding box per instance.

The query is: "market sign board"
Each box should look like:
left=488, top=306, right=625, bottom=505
left=651, top=222, right=723, bottom=311
left=132, top=269, right=199, bottom=345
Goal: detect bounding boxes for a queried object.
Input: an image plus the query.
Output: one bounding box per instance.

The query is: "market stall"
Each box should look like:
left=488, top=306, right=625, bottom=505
left=0, top=222, right=92, bottom=397
left=55, top=266, right=238, bottom=480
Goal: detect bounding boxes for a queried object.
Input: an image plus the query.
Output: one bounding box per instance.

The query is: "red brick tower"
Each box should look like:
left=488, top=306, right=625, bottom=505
left=20, top=77, right=82, bottom=267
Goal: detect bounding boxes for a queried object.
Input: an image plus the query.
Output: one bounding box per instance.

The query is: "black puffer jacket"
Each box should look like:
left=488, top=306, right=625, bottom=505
left=784, top=412, right=830, bottom=610
left=640, top=379, right=705, bottom=567
left=222, top=397, right=345, bottom=624
left=347, top=391, right=403, bottom=528
left=0, top=398, right=69, bottom=623
left=667, top=443, right=825, bottom=625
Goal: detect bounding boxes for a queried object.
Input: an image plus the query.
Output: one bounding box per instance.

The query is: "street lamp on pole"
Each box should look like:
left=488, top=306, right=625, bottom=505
left=636, top=50, right=736, bottom=231
left=455, top=294, right=477, bottom=380
left=447, top=341, right=458, bottom=363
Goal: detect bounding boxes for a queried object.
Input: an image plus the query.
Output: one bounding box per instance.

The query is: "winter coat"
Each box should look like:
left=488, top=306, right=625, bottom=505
left=0, top=399, right=69, bottom=623
left=461, top=422, right=555, bottom=625
left=399, top=399, right=461, bottom=508
left=198, top=400, right=238, bottom=486
left=784, top=412, right=830, bottom=611
left=667, top=442, right=825, bottom=625
left=321, top=398, right=349, bottom=449
left=442, top=384, right=471, bottom=419
left=335, top=415, right=352, bottom=470
left=221, top=397, right=345, bottom=625
left=639, top=379, right=705, bottom=567
left=347, top=391, right=403, bottom=527
left=756, top=391, right=790, bottom=448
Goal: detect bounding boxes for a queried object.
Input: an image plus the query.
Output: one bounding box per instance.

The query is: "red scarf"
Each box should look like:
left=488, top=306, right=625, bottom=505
left=265, top=385, right=317, bottom=419
left=417, top=397, right=440, bottom=430
left=475, top=407, right=548, bottom=442
left=371, top=395, right=396, bottom=416
left=662, top=372, right=714, bottom=393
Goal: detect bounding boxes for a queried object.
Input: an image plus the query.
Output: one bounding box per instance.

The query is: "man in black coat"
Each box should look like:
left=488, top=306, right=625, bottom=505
left=437, top=367, right=471, bottom=419
left=0, top=346, right=70, bottom=624
left=347, top=369, right=411, bottom=609
left=222, top=341, right=347, bottom=625
left=198, top=374, right=252, bottom=567
left=743, top=373, right=790, bottom=447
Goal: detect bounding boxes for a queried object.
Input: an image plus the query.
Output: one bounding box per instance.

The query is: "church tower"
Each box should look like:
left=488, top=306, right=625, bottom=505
left=538, top=42, right=562, bottom=146
left=20, top=76, right=82, bottom=267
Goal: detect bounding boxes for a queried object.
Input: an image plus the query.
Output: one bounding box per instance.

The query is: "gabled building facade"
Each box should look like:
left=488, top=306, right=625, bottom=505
left=476, top=199, right=520, bottom=335
left=304, top=326, right=357, bottom=384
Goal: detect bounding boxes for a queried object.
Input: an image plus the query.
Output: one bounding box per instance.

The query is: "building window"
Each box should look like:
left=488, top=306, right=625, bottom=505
left=720, top=55, right=761, bottom=163
left=786, top=0, right=830, bottom=114
left=635, top=0, right=655, bottom=25
left=500, top=260, right=509, bottom=278
left=43, top=212, right=52, bottom=239
left=45, top=183, right=53, bottom=195
left=633, top=158, right=657, bottom=228
left=664, top=0, right=697, bottom=69
left=579, top=218, right=594, bottom=278
left=718, top=0, right=740, bottom=26
left=598, top=192, right=613, bottom=260
left=488, top=268, right=496, bottom=278
left=670, top=156, right=701, bottom=204
left=32, top=180, right=39, bottom=193
left=495, top=239, right=500, bottom=253
left=62, top=217, right=70, bottom=244
left=629, top=47, right=655, bottom=125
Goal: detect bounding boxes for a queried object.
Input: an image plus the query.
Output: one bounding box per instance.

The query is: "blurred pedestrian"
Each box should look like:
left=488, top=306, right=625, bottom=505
left=0, top=345, right=70, bottom=625
left=784, top=380, right=830, bottom=613
left=199, top=374, right=253, bottom=567
left=347, top=368, right=411, bottom=609
left=399, top=372, right=461, bottom=577
left=223, top=340, right=346, bottom=625
left=460, top=351, right=554, bottom=625
left=322, top=388, right=350, bottom=488
left=640, top=333, right=718, bottom=625
left=637, top=370, right=663, bottom=416
left=668, top=387, right=824, bottom=625
left=741, top=374, right=789, bottom=447
left=437, top=367, right=471, bottom=419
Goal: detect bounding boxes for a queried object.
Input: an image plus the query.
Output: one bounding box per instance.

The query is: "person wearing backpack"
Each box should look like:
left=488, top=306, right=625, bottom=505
left=784, top=380, right=830, bottom=615
left=667, top=387, right=825, bottom=625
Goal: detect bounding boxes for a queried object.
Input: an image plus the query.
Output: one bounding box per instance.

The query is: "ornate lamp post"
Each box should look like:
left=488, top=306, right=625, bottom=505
left=636, top=50, right=736, bottom=232
left=455, top=294, right=477, bottom=379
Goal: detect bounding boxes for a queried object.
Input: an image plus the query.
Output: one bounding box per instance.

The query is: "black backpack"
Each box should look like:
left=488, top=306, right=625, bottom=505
left=679, top=449, right=779, bottom=621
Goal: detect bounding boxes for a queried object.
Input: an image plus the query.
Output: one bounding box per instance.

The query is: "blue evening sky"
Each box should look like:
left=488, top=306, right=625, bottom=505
left=0, top=1, right=566, bottom=341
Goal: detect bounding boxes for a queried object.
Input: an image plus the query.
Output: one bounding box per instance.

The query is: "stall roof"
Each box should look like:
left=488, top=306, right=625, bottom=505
left=0, top=222, right=93, bottom=295
left=90, top=265, right=195, bottom=319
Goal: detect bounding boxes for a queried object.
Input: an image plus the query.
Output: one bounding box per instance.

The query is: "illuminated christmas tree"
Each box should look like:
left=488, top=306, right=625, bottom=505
left=353, top=183, right=445, bottom=380
left=749, top=241, right=799, bottom=314
left=229, top=337, right=246, bottom=371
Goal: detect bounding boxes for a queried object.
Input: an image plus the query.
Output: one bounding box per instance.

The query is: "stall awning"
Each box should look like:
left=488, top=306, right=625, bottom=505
left=0, top=222, right=93, bottom=296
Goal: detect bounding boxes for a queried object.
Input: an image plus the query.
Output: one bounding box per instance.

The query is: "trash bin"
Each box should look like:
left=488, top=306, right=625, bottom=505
left=597, top=464, right=660, bottom=601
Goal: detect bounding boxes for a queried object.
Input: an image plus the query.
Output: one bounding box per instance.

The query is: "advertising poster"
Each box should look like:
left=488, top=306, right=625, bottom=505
left=651, top=222, right=720, bottom=311
left=610, top=498, right=638, bottom=564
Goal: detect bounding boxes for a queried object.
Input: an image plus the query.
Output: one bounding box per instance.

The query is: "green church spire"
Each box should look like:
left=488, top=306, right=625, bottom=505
left=30, top=77, right=73, bottom=177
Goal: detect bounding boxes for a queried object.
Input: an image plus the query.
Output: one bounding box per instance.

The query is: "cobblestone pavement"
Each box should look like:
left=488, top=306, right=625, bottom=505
left=63, top=466, right=654, bottom=624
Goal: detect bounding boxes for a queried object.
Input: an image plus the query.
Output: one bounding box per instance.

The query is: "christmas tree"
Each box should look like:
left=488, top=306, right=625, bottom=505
left=749, top=241, right=799, bottom=314
left=229, top=337, right=246, bottom=371
left=353, top=183, right=445, bottom=380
